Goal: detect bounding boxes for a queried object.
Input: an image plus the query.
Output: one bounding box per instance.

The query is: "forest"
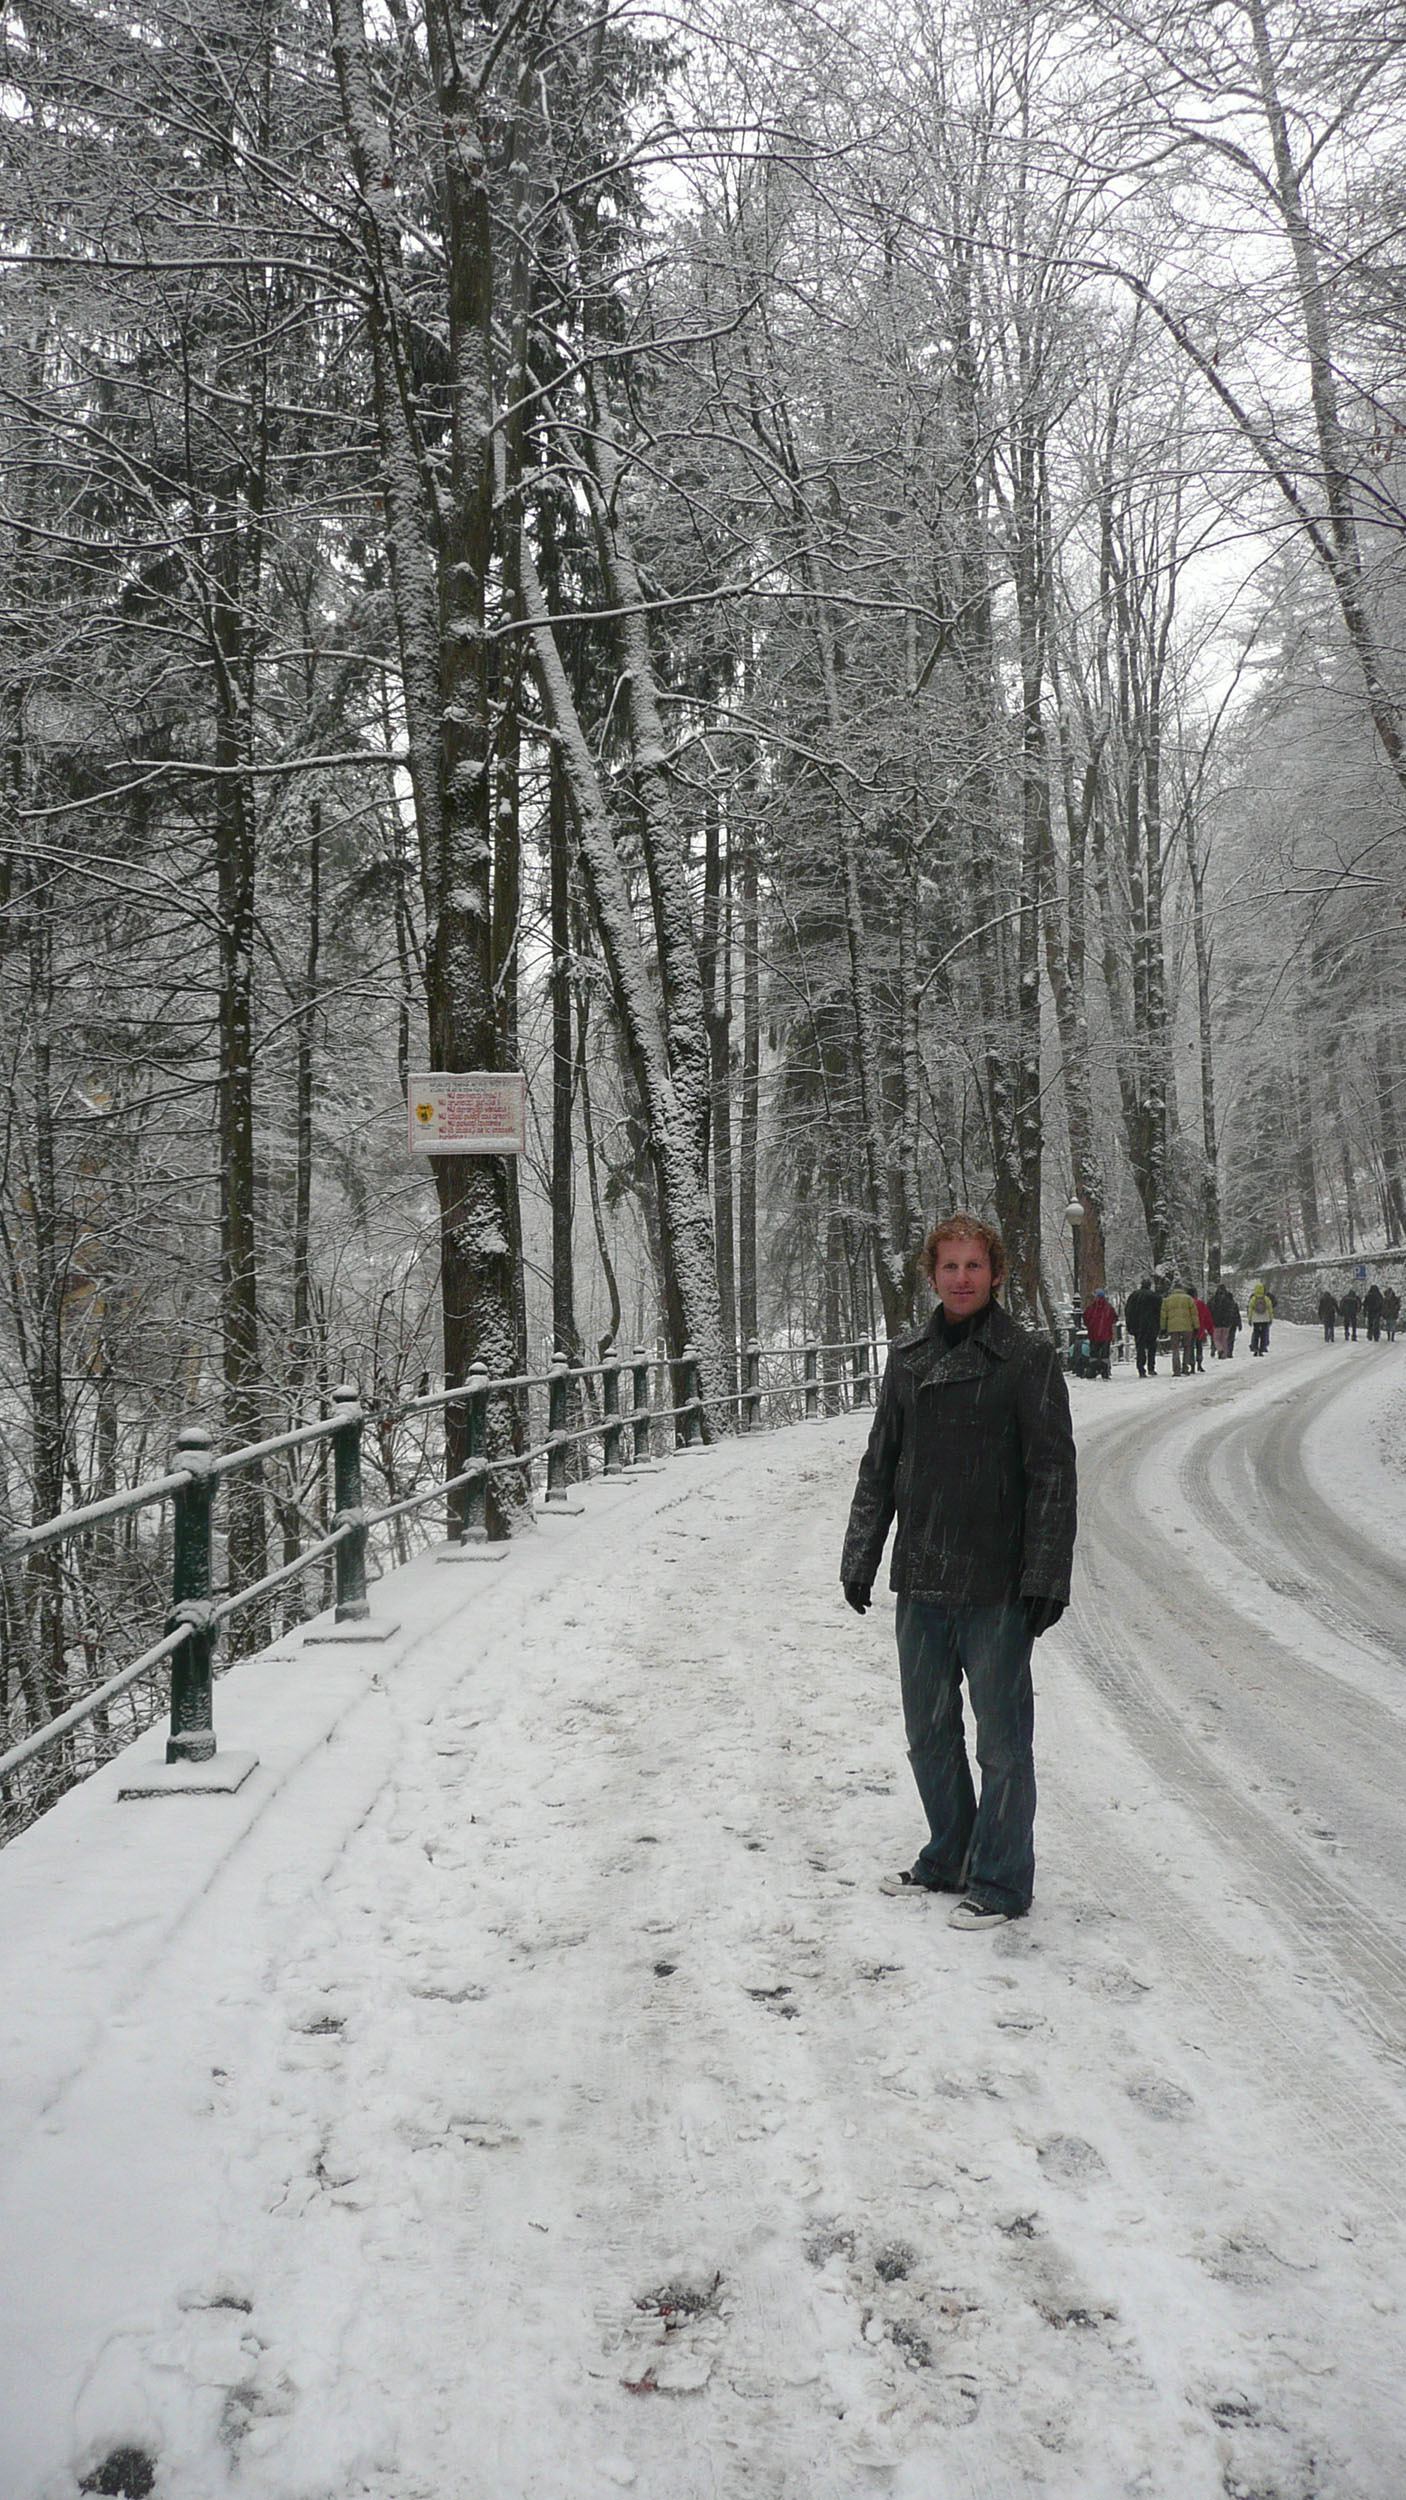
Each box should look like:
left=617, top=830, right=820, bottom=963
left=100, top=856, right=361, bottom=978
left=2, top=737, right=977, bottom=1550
left=1, top=0, right=1404, bottom=1743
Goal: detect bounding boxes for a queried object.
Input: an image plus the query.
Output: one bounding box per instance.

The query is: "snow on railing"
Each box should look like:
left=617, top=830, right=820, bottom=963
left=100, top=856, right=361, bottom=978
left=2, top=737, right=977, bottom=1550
left=0, top=1337, right=878, bottom=1842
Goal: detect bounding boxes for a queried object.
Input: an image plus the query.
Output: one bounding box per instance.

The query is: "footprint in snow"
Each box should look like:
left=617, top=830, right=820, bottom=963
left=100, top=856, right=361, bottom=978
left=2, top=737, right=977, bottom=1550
left=888, top=2317, right=933, bottom=2368
left=931, top=2068, right=1008, bottom=2101
left=804, top=2221, right=857, bottom=2267
left=79, top=2446, right=159, bottom=2496
left=929, top=2368, right=981, bottom=2426
left=996, top=2210, right=1043, bottom=2239
left=1206, top=2393, right=1266, bottom=2428
left=1036, top=2295, right=1118, bottom=2331
left=874, top=2242, right=915, bottom=2282
left=1198, top=2233, right=1306, bottom=2290
left=617, top=2271, right=727, bottom=2394
left=1124, top=2071, right=1196, bottom=2121
left=401, top=2112, right=519, bottom=2152
left=448, top=2116, right=521, bottom=2150
left=1035, top=2134, right=1108, bottom=2186
left=746, top=1984, right=800, bottom=2018
left=1086, top=1963, right=1151, bottom=2002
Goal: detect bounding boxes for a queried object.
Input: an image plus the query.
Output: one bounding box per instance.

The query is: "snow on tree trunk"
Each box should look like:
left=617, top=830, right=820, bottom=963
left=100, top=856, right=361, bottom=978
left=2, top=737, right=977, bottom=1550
left=518, top=522, right=726, bottom=1416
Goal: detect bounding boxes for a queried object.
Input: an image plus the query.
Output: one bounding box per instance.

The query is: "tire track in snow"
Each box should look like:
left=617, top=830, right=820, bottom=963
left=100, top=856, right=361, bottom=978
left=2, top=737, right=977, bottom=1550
left=1072, top=1365, right=1406, bottom=2216
left=1188, top=1356, right=1406, bottom=1665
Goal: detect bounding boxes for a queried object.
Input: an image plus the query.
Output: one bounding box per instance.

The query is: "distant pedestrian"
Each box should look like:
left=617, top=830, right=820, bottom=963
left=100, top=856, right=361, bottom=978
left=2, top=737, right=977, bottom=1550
left=1082, top=1289, right=1116, bottom=1380
left=1125, top=1278, right=1162, bottom=1377
left=1385, top=1287, right=1401, bottom=1344
left=1318, top=1290, right=1338, bottom=1344
left=1364, top=1283, right=1385, bottom=1342
left=1194, top=1295, right=1214, bottom=1371
left=1247, top=1280, right=1274, bottom=1355
left=1210, top=1281, right=1240, bottom=1359
left=1161, top=1282, right=1199, bottom=1377
left=1340, top=1290, right=1360, bottom=1342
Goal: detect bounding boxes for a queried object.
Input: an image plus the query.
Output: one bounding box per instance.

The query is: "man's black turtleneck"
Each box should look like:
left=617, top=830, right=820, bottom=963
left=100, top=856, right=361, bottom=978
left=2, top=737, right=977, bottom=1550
left=935, top=1303, right=988, bottom=1351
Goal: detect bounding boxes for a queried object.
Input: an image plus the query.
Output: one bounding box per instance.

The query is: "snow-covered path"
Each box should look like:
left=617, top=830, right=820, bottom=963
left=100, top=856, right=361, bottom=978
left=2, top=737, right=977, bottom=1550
left=3, top=1330, right=1406, bottom=2500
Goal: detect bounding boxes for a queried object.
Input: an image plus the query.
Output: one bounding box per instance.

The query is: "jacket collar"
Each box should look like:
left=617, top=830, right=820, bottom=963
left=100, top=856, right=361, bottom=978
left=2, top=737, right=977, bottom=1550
left=896, top=1298, right=1017, bottom=1387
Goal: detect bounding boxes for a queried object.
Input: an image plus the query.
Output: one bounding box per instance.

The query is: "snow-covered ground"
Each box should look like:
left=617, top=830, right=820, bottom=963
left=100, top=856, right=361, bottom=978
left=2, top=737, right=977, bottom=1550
left=3, top=1326, right=1405, bottom=2500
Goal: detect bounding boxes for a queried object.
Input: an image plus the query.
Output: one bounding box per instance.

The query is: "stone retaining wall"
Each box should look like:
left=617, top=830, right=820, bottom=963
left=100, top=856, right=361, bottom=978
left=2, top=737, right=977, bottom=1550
left=1236, top=1249, right=1406, bottom=1324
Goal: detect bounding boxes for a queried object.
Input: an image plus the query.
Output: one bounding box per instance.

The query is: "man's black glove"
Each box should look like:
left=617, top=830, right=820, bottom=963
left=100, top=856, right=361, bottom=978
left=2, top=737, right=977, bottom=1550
left=1026, top=1595, right=1065, bottom=1638
left=844, top=1581, right=872, bottom=1616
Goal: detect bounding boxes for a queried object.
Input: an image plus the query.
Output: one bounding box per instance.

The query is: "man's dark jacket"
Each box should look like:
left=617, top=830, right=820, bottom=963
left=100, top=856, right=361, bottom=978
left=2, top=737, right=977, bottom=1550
left=1211, top=1284, right=1241, bottom=1328
left=1124, top=1284, right=1161, bottom=1341
left=841, top=1302, right=1077, bottom=1607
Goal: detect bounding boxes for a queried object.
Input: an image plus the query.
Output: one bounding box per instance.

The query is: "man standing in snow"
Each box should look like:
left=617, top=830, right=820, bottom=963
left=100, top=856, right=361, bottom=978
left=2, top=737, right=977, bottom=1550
left=839, top=1213, right=1077, bottom=1931
left=1340, top=1288, right=1360, bottom=1342
left=1124, top=1277, right=1162, bottom=1376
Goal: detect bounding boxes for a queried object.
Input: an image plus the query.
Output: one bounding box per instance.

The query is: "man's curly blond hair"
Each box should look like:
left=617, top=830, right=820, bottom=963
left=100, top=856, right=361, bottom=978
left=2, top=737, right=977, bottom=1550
left=920, top=1211, right=1007, bottom=1293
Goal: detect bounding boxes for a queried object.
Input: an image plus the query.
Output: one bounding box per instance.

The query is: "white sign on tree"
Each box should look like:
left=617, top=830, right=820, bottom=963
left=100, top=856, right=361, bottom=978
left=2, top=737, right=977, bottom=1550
left=407, top=1072, right=526, bottom=1156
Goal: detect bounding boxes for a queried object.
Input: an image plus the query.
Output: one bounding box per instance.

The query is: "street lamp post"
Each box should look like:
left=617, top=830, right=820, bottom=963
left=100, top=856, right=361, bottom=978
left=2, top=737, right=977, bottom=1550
left=1065, top=1196, right=1084, bottom=1340
left=1060, top=1195, right=1085, bottom=1310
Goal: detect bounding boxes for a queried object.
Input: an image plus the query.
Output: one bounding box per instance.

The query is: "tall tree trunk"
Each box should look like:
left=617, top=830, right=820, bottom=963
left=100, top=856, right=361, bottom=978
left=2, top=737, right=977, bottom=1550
left=209, top=535, right=268, bottom=1630
left=950, top=249, right=1025, bottom=1278
left=1241, top=0, right=1406, bottom=804
left=702, top=795, right=737, bottom=1387
left=579, top=410, right=713, bottom=1194
left=280, top=805, right=320, bottom=1612
left=1375, top=977, right=1406, bottom=1246
left=1186, top=831, right=1222, bottom=1282
left=738, top=778, right=760, bottom=1351
left=518, top=520, right=725, bottom=1409
left=1044, top=734, right=1106, bottom=1293
left=333, top=0, right=523, bottom=1528
left=550, top=747, right=580, bottom=1362
left=23, top=888, right=66, bottom=1720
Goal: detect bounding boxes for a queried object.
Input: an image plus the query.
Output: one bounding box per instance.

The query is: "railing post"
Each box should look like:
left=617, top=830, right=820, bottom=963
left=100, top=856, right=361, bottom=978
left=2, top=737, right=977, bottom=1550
left=166, top=1424, right=217, bottom=1764
left=680, top=1343, right=704, bottom=1448
left=546, top=1353, right=570, bottom=1504
left=602, top=1354, right=623, bottom=1474
left=744, top=1338, right=762, bottom=1431
left=462, top=1360, right=489, bottom=1541
left=330, top=1383, right=369, bottom=1622
left=632, top=1346, right=652, bottom=1465
left=804, top=1343, right=819, bottom=1422
left=855, top=1338, right=874, bottom=1408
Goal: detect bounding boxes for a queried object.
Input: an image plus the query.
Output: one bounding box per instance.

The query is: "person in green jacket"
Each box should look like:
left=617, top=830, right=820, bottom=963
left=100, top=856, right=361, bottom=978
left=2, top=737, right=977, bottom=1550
left=1160, top=1283, right=1199, bottom=1377
left=1247, top=1280, right=1275, bottom=1355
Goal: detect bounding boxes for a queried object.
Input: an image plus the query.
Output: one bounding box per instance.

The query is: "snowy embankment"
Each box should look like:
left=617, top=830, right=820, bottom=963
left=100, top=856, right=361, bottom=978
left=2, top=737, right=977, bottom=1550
left=3, top=1331, right=1406, bottom=2500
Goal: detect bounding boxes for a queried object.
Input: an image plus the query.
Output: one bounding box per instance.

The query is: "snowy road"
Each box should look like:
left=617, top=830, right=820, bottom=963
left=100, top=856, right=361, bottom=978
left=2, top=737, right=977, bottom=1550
left=3, top=1330, right=1406, bottom=2500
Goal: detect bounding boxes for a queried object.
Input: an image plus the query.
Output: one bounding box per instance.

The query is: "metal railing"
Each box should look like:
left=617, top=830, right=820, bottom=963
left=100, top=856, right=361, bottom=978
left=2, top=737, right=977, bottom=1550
left=0, top=1332, right=877, bottom=1838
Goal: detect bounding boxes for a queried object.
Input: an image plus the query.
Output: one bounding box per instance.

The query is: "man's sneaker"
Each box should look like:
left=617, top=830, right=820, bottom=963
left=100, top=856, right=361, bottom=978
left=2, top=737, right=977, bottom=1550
left=948, top=1895, right=1012, bottom=1931
left=879, top=1866, right=962, bottom=1897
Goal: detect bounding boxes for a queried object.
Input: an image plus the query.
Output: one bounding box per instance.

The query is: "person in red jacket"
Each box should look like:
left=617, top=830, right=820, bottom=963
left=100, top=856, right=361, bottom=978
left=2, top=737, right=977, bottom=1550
left=1194, top=1294, right=1214, bottom=1371
left=1082, top=1288, right=1116, bottom=1380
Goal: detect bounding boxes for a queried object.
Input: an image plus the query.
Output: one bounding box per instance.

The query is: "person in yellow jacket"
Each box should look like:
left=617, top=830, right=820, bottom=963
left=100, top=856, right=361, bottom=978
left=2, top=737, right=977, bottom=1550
left=1247, top=1280, right=1275, bottom=1356
left=1160, top=1282, right=1199, bottom=1377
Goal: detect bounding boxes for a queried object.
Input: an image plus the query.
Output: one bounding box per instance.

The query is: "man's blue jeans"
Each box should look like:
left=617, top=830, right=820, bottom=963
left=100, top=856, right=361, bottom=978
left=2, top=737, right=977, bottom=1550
left=894, top=1598, right=1036, bottom=1916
